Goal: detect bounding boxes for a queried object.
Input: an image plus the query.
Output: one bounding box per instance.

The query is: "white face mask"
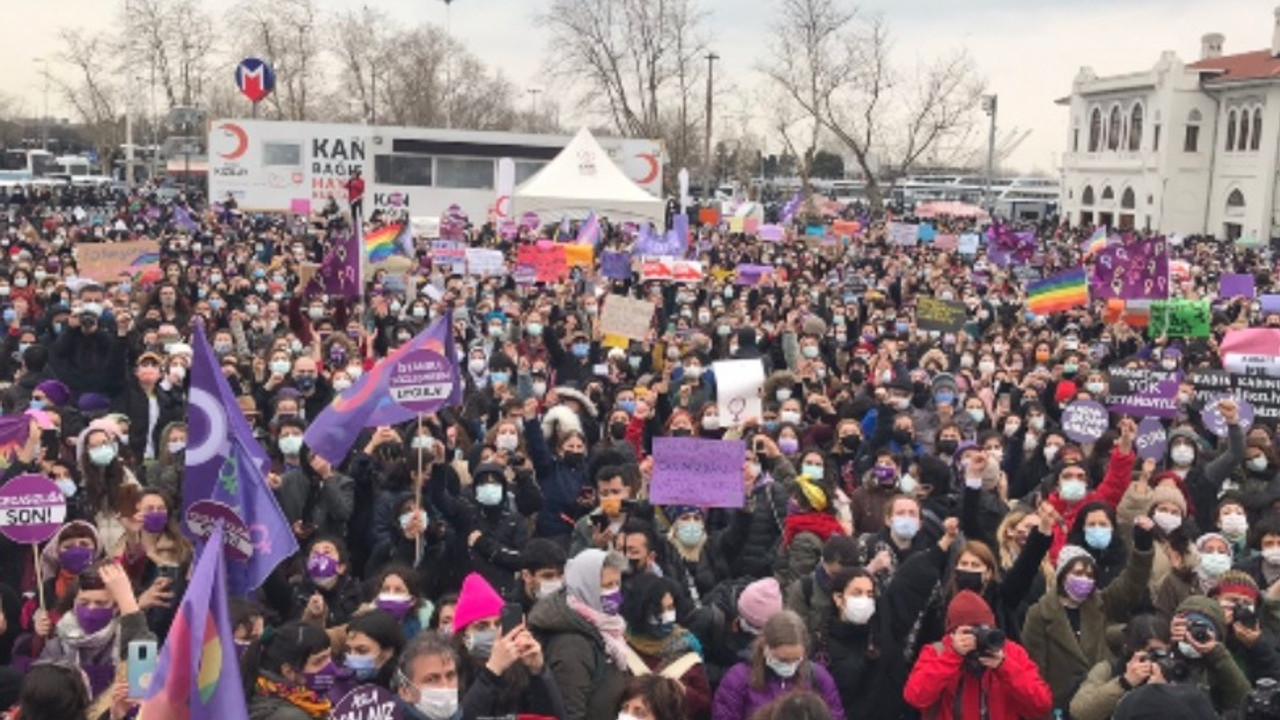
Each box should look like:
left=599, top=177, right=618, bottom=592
left=1199, top=552, right=1231, bottom=577
left=843, top=596, right=876, bottom=625
left=1221, top=513, right=1249, bottom=538
left=780, top=410, right=801, bottom=425
left=536, top=579, right=563, bottom=599
left=1152, top=510, right=1183, bottom=533
left=415, top=687, right=459, bottom=720
left=1170, top=445, right=1195, bottom=467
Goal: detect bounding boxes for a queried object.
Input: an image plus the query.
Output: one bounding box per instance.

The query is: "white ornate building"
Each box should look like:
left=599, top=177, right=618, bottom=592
left=1058, top=9, right=1280, bottom=242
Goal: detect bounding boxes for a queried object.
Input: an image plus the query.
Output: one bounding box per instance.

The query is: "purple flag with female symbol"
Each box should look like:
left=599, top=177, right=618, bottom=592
left=1090, top=237, right=1170, bottom=300
left=305, top=229, right=360, bottom=299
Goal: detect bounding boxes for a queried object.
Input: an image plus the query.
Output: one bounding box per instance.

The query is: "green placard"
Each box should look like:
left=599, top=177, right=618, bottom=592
left=1149, top=299, right=1210, bottom=338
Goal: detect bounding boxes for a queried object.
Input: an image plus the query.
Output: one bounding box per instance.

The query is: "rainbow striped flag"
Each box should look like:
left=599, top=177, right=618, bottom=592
left=364, top=222, right=412, bottom=262
left=1081, top=226, right=1108, bottom=257
left=1027, top=267, right=1088, bottom=315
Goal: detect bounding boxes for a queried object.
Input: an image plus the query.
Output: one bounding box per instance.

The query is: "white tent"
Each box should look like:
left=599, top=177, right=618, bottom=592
left=513, top=127, right=664, bottom=223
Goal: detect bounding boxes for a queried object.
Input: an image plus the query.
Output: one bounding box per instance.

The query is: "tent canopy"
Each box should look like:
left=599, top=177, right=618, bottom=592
left=513, top=127, right=664, bottom=224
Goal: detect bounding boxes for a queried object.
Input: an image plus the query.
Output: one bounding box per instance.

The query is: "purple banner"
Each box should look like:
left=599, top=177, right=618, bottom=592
left=650, top=437, right=747, bottom=509
left=307, top=230, right=360, bottom=300
left=601, top=251, right=632, bottom=280
left=1221, top=273, right=1256, bottom=299
left=735, top=264, right=775, bottom=287
left=1090, top=237, right=1170, bottom=300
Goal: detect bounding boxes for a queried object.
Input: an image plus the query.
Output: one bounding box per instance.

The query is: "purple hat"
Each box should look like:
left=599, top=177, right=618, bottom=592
left=34, top=380, right=70, bottom=407
left=77, top=392, right=111, bottom=413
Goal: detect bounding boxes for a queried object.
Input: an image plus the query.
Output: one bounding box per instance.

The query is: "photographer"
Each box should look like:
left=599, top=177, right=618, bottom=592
left=904, top=589, right=1053, bottom=720
left=1069, top=614, right=1171, bottom=720
left=1214, top=571, right=1280, bottom=683
left=1167, top=595, right=1252, bottom=713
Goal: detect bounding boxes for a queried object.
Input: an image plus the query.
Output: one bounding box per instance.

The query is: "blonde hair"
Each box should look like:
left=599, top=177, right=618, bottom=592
left=995, top=509, right=1029, bottom=570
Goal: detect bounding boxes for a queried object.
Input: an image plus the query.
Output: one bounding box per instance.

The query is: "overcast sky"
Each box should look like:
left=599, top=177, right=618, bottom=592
left=4, top=0, right=1277, bottom=174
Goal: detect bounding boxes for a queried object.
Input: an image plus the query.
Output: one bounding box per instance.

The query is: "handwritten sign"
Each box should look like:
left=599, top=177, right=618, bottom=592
left=601, top=251, right=632, bottom=280
left=77, top=239, right=162, bottom=281
left=735, top=264, right=775, bottom=287
left=805, top=225, right=824, bottom=237
left=515, top=244, right=568, bottom=283
left=934, top=233, right=958, bottom=251
left=640, top=259, right=703, bottom=283
left=915, top=297, right=968, bottom=333
left=832, top=220, right=860, bottom=238
left=332, top=685, right=401, bottom=720
left=1135, top=417, right=1168, bottom=461
left=957, top=233, right=980, bottom=255
left=1148, top=299, right=1210, bottom=338
left=431, top=240, right=466, bottom=265
left=600, top=294, right=654, bottom=342
left=464, top=248, right=505, bottom=277
left=650, top=437, right=747, bottom=508
left=698, top=207, right=721, bottom=226
left=713, top=359, right=764, bottom=427
left=0, top=475, right=65, bottom=544
left=1201, top=395, right=1255, bottom=437
left=1061, top=400, right=1110, bottom=443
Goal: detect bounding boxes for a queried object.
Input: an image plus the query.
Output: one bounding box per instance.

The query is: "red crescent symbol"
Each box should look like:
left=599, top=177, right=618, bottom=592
left=495, top=195, right=511, bottom=218
left=218, top=123, right=248, bottom=160
left=636, top=153, right=659, bottom=185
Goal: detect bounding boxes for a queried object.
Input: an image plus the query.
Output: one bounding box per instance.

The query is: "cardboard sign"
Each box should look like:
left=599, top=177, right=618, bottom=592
left=917, top=223, right=937, bottom=242
left=464, top=248, right=505, bottom=277
left=1061, top=400, right=1110, bottom=443
left=650, top=437, right=747, bottom=509
left=0, top=475, right=65, bottom=545
left=77, top=239, right=162, bottom=281
left=957, top=233, right=980, bottom=255
left=600, top=294, right=654, bottom=342
left=713, top=359, right=764, bottom=427
left=640, top=259, right=703, bottom=283
left=564, top=244, right=594, bottom=268
left=832, top=220, right=860, bottom=238
left=934, top=234, right=958, bottom=251
left=431, top=240, right=466, bottom=265
left=1148, top=299, right=1210, bottom=338
left=915, top=297, right=968, bottom=333
left=888, top=221, right=918, bottom=246
left=515, top=244, right=568, bottom=283
left=757, top=225, right=785, bottom=242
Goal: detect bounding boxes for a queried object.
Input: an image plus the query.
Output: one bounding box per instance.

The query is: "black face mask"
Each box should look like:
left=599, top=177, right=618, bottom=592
left=839, top=435, right=859, bottom=452
left=937, top=439, right=959, bottom=455
left=848, top=371, right=865, bottom=385
left=562, top=450, right=585, bottom=465
left=955, top=569, right=985, bottom=593
left=610, top=422, right=628, bottom=441
left=892, top=430, right=914, bottom=446
left=672, top=428, right=693, bottom=438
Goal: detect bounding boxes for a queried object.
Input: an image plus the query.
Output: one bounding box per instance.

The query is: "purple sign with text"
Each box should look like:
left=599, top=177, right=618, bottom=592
left=1135, top=417, right=1168, bottom=461
left=1061, top=400, right=1110, bottom=443
left=0, top=474, right=65, bottom=544
left=1201, top=395, right=1255, bottom=437
left=388, top=346, right=461, bottom=414
left=1090, top=237, right=1170, bottom=300
left=332, top=685, right=401, bottom=720
left=650, top=437, right=746, bottom=509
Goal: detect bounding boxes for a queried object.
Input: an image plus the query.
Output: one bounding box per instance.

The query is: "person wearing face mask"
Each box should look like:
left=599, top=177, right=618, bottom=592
left=775, top=465, right=847, bottom=591
left=543, top=324, right=598, bottom=388
left=662, top=505, right=728, bottom=605
left=111, top=351, right=182, bottom=461
left=28, top=521, right=103, bottom=637
left=527, top=549, right=631, bottom=720
left=1231, top=515, right=1280, bottom=604
left=342, top=610, right=406, bottom=689
left=1068, top=614, right=1179, bottom=720
left=1161, top=404, right=1245, bottom=531
left=47, top=300, right=126, bottom=398
left=856, top=496, right=935, bottom=587
left=1063, top=502, right=1129, bottom=590
left=244, top=620, right=338, bottom=720
left=527, top=406, right=595, bottom=541
left=1210, top=570, right=1280, bottom=685
left=75, top=425, right=140, bottom=552
left=291, top=537, right=363, bottom=628
left=275, top=436, right=356, bottom=542
left=516, top=539, right=568, bottom=614
left=1215, top=495, right=1250, bottom=559
left=1236, top=436, right=1280, bottom=497
left=144, top=421, right=188, bottom=505
left=432, top=463, right=529, bottom=597
left=448, top=573, right=565, bottom=720
left=1160, top=596, right=1253, bottom=714
left=711, top=610, right=846, bottom=720
left=828, top=521, right=962, bottom=720
left=1021, top=517, right=1155, bottom=710
left=1044, top=418, right=1140, bottom=556
left=362, top=566, right=435, bottom=640
left=618, top=574, right=711, bottom=718
left=1153, top=531, right=1234, bottom=619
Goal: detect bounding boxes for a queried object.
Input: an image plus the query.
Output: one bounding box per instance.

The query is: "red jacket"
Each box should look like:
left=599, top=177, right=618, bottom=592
left=1046, top=447, right=1134, bottom=560
left=904, top=635, right=1053, bottom=720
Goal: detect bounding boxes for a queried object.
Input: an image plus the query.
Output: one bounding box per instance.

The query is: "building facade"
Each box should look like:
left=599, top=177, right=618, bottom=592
left=1058, top=10, right=1280, bottom=242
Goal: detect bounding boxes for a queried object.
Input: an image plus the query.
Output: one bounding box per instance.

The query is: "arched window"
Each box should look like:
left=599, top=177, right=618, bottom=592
left=1227, top=110, right=1237, bottom=151
left=1238, top=109, right=1250, bottom=151
left=1082, top=186, right=1095, bottom=206
left=1089, top=109, right=1102, bottom=152
left=1228, top=189, right=1246, bottom=208
left=1108, top=107, right=1122, bottom=150
left=1185, top=109, right=1202, bottom=152
left=1129, top=104, right=1144, bottom=151
left=1121, top=187, right=1136, bottom=209
left=1252, top=108, right=1263, bottom=151
left=1101, top=186, right=1115, bottom=203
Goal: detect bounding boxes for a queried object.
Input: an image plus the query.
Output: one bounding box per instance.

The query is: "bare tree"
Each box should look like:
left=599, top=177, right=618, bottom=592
left=330, top=6, right=393, bottom=124
left=227, top=0, right=320, bottom=120
left=120, top=0, right=214, bottom=109
left=764, top=0, right=984, bottom=208
left=50, top=29, right=123, bottom=156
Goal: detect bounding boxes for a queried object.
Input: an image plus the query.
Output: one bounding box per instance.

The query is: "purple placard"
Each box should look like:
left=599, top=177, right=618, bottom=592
left=1201, top=395, right=1255, bottom=437
left=650, top=437, right=746, bottom=509
left=1261, top=295, right=1280, bottom=314
left=184, top=500, right=253, bottom=560
left=0, top=474, right=65, bottom=544
left=332, top=684, right=401, bottom=720
left=735, top=264, right=774, bottom=287
left=1061, top=400, right=1110, bottom=443
left=601, top=251, right=632, bottom=280
left=1220, top=273, right=1256, bottom=299
left=758, top=224, right=785, bottom=242
left=1106, top=368, right=1180, bottom=419
left=1135, top=417, right=1168, bottom=461
left=389, top=347, right=456, bottom=414
left=520, top=211, right=541, bottom=231
left=1089, top=237, right=1170, bottom=300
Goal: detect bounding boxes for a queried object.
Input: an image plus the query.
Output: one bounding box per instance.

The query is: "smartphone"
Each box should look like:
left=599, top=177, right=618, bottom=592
left=128, top=640, right=158, bottom=699
left=500, top=602, right=524, bottom=635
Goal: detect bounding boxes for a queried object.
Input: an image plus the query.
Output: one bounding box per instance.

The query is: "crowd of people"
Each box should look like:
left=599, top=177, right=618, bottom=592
left=0, top=179, right=1277, bottom=720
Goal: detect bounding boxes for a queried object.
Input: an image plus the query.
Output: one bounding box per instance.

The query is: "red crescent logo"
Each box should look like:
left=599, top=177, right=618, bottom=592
left=636, top=153, right=659, bottom=185
left=218, top=123, right=248, bottom=160
left=495, top=195, right=511, bottom=218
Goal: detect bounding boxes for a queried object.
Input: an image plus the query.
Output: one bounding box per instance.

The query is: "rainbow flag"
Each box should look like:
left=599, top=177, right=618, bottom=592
left=1027, top=267, right=1088, bottom=315
left=364, top=222, right=412, bottom=262
left=1081, top=226, right=1108, bottom=257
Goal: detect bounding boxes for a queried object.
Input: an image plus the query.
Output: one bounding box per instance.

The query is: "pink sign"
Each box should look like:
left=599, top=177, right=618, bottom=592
left=290, top=198, right=311, bottom=216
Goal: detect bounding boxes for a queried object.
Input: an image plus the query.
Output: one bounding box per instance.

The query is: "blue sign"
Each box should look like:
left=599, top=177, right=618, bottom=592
left=235, top=58, right=275, bottom=103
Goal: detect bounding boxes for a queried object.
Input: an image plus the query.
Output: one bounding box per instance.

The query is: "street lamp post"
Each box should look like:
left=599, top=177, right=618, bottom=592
left=982, top=94, right=998, bottom=214
left=33, top=58, right=49, bottom=151
left=703, top=52, right=719, bottom=203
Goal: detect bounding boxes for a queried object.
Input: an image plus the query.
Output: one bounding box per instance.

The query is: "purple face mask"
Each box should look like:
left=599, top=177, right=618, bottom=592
left=59, top=546, right=95, bottom=575
left=75, top=605, right=115, bottom=635
left=307, top=552, right=338, bottom=580
left=778, top=438, right=800, bottom=455
left=872, top=465, right=898, bottom=486
left=600, top=589, right=624, bottom=615
left=303, top=660, right=339, bottom=693
left=1063, top=575, right=1096, bottom=602
left=142, top=511, right=169, bottom=534
left=375, top=595, right=415, bottom=620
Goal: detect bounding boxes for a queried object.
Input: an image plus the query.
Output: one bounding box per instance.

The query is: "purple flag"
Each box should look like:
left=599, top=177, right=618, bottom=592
left=304, top=311, right=461, bottom=464
left=0, top=415, right=31, bottom=471
left=173, top=204, right=200, bottom=233
left=136, top=525, right=249, bottom=720
left=1090, top=237, right=1170, bottom=300
left=306, top=229, right=360, bottom=300
left=575, top=211, right=601, bottom=246
left=601, top=251, right=632, bottom=280
left=634, top=223, right=683, bottom=257
left=986, top=224, right=1036, bottom=267
left=780, top=192, right=803, bottom=224
left=184, top=323, right=296, bottom=595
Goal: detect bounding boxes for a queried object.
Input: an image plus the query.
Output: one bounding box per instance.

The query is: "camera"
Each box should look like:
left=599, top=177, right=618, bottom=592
left=966, top=625, right=1006, bottom=656
left=1147, top=648, right=1190, bottom=683
left=1186, top=617, right=1216, bottom=644
left=1244, top=678, right=1280, bottom=720
left=1236, top=604, right=1260, bottom=629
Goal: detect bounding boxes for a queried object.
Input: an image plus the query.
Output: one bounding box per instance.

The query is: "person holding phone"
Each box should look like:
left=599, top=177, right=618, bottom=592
left=447, top=573, right=564, bottom=719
